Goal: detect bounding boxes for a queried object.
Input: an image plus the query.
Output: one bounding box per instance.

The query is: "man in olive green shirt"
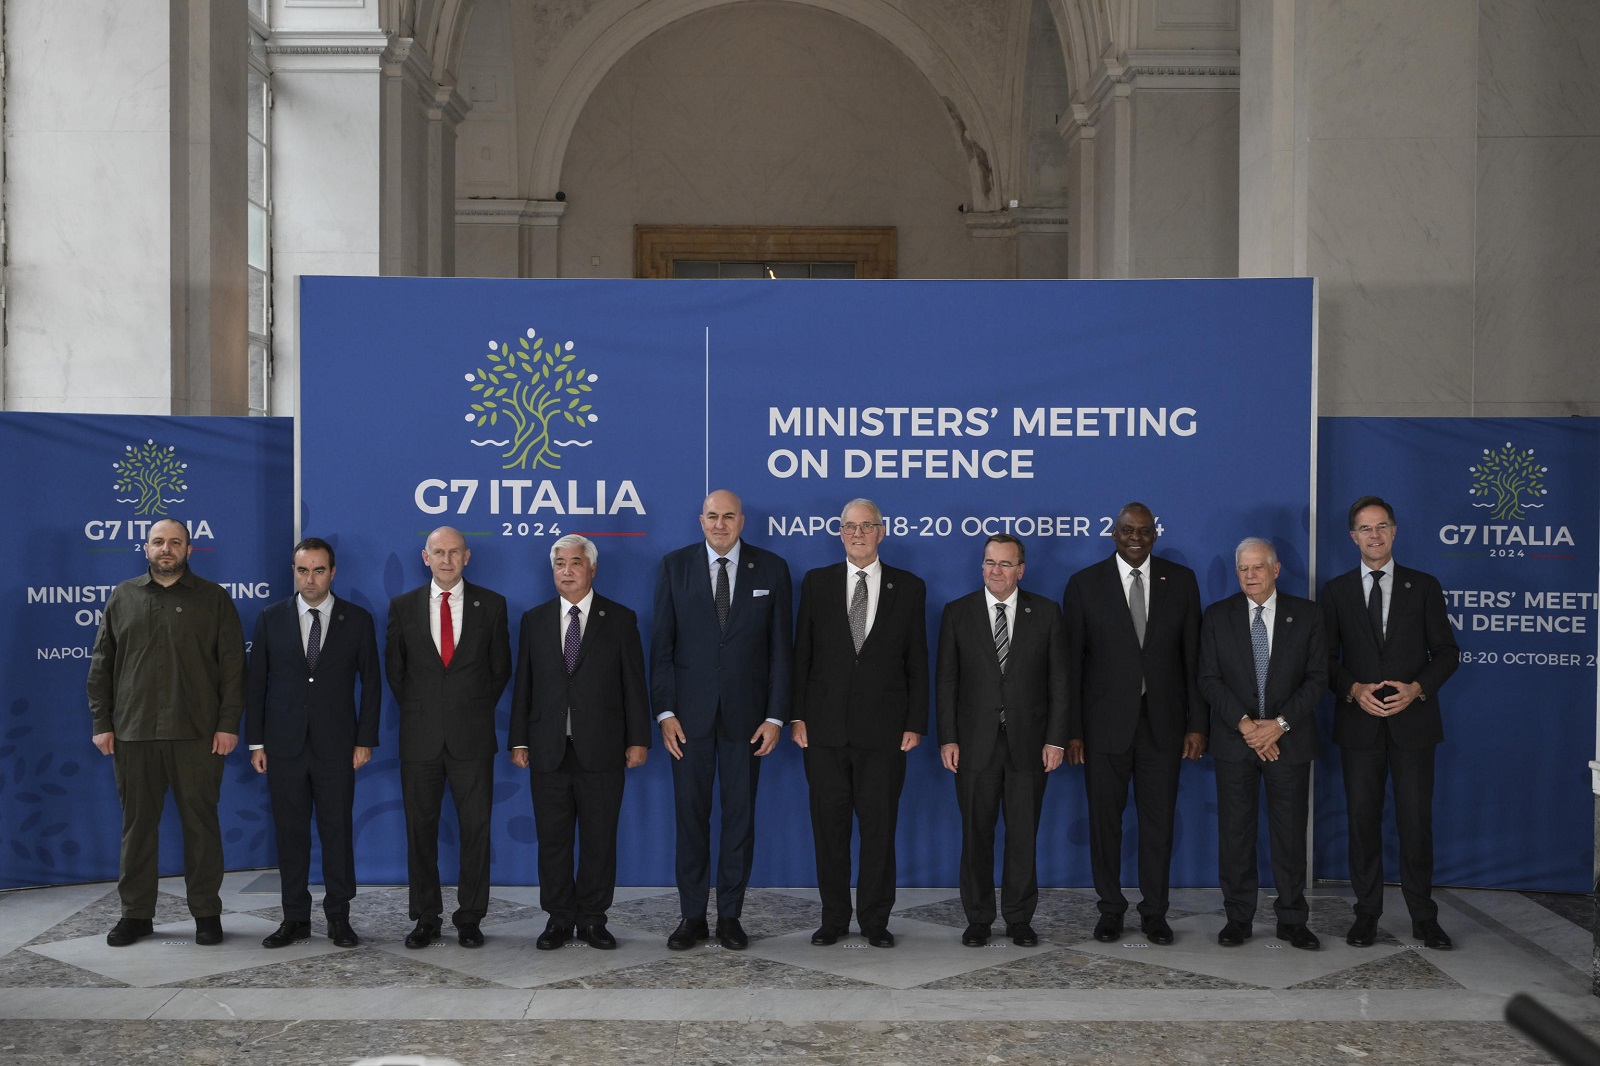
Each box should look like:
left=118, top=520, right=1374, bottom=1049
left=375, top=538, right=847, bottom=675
left=86, top=518, right=247, bottom=947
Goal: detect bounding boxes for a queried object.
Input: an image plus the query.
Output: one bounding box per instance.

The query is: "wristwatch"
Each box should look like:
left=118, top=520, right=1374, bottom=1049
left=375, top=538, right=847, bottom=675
left=1275, top=716, right=1291, bottom=733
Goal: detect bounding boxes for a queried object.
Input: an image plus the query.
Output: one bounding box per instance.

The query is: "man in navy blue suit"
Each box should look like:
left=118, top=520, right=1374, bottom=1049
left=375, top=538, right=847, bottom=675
left=651, top=489, right=793, bottom=951
left=247, top=537, right=381, bottom=949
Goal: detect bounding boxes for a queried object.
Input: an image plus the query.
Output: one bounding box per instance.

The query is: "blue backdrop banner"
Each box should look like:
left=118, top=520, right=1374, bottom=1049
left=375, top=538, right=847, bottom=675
left=0, top=414, right=293, bottom=890
left=301, top=276, right=1317, bottom=892
left=1316, top=417, right=1598, bottom=893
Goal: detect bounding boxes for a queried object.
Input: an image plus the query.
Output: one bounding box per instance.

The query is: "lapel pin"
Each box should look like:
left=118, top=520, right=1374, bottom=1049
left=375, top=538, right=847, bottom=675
left=747, top=562, right=754, bottom=569
left=473, top=600, right=481, bottom=607
left=1404, top=582, right=1412, bottom=589
left=1024, top=607, right=1032, bottom=614
left=598, top=610, right=606, bottom=617
left=1285, top=615, right=1293, bottom=624
left=886, top=583, right=895, bottom=590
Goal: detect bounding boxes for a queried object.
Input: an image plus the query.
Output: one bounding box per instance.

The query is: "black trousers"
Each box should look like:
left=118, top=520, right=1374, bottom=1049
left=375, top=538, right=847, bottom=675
left=1082, top=706, right=1182, bottom=919
left=804, top=743, right=906, bottom=934
left=1214, top=754, right=1310, bottom=924
left=531, top=739, right=625, bottom=927
left=669, top=711, right=761, bottom=920
left=401, top=753, right=493, bottom=927
left=1341, top=737, right=1437, bottom=921
left=267, top=745, right=358, bottom=920
left=955, top=730, right=1047, bottom=928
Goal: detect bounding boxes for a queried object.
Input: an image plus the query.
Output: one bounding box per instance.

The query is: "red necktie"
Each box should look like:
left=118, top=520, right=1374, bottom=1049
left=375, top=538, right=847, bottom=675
left=440, top=590, right=455, bottom=668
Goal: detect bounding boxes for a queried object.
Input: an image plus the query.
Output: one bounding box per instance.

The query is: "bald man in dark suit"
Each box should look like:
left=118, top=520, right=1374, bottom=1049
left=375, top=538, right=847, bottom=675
left=1062, top=502, right=1206, bottom=946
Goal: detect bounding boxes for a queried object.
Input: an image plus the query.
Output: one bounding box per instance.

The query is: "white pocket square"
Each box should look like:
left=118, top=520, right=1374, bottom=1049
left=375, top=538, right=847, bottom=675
left=752, top=589, right=770, bottom=597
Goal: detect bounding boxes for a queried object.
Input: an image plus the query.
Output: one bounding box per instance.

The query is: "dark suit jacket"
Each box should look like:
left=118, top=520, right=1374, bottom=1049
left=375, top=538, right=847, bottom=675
left=792, top=562, right=929, bottom=749
left=1198, top=591, right=1326, bottom=765
left=246, top=595, right=381, bottom=759
left=385, top=581, right=512, bottom=761
left=650, top=541, right=792, bottom=739
left=1062, top=555, right=1205, bottom=753
left=936, top=589, right=1068, bottom=770
left=1322, top=564, right=1458, bottom=750
left=509, top=593, right=652, bottom=773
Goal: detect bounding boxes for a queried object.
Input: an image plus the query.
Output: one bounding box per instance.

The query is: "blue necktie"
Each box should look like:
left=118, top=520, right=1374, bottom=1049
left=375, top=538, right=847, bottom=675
left=1251, top=604, right=1269, bottom=717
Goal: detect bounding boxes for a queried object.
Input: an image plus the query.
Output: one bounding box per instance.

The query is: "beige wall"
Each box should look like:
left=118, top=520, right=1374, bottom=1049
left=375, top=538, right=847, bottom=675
left=553, top=4, right=991, bottom=279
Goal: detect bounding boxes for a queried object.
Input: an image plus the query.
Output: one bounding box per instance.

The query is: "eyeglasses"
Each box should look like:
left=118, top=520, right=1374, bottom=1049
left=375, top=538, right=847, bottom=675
left=982, top=560, right=1019, bottom=570
left=1355, top=523, right=1393, bottom=536
left=840, top=522, right=881, bottom=534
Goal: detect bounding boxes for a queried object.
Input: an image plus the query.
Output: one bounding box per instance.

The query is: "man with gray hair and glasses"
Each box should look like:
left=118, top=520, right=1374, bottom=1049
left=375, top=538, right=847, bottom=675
left=792, top=498, right=928, bottom=948
left=1199, top=537, right=1326, bottom=950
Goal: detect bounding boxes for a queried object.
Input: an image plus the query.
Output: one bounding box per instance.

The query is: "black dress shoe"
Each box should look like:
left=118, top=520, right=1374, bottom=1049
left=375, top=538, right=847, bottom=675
left=327, top=918, right=360, bottom=948
left=1276, top=922, right=1320, bottom=950
left=536, top=920, right=573, bottom=951
left=105, top=918, right=153, bottom=948
left=667, top=915, right=709, bottom=950
left=716, top=916, right=749, bottom=950
left=810, top=927, right=843, bottom=946
left=261, top=920, right=312, bottom=949
left=1092, top=914, right=1124, bottom=943
left=1217, top=920, right=1252, bottom=947
left=1412, top=918, right=1452, bottom=949
left=456, top=923, right=484, bottom=948
left=1007, top=923, right=1039, bottom=947
left=961, top=923, right=990, bottom=947
left=1140, top=916, right=1174, bottom=945
left=579, top=923, right=617, bottom=949
left=194, top=916, right=224, bottom=946
left=1346, top=915, right=1377, bottom=947
left=865, top=927, right=895, bottom=948
left=405, top=921, right=441, bottom=949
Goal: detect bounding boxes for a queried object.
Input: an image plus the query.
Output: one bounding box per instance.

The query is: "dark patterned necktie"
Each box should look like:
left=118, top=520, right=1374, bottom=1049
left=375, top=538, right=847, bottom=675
left=993, top=602, right=1009, bottom=675
left=715, top=557, right=731, bottom=632
left=306, top=608, right=322, bottom=671
left=564, top=604, right=581, bottom=675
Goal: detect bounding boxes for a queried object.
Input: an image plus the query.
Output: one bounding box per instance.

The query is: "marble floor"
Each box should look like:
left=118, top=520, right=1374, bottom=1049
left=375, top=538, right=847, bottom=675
left=0, top=875, right=1595, bottom=1065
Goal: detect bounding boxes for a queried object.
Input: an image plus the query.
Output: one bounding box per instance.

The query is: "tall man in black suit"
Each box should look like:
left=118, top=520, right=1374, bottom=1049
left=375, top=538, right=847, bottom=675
left=1063, top=502, right=1206, bottom=946
left=792, top=498, right=928, bottom=948
left=1323, top=496, right=1459, bottom=950
left=651, top=489, right=793, bottom=951
left=511, top=535, right=650, bottom=951
left=1199, top=537, right=1326, bottom=951
left=386, top=526, right=512, bottom=949
left=936, top=534, right=1068, bottom=948
left=247, top=537, right=381, bottom=949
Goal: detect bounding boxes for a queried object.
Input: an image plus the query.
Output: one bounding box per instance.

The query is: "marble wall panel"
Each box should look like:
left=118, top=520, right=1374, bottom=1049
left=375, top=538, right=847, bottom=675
left=5, top=0, right=171, bottom=133
left=1302, top=0, right=1476, bottom=141
left=1473, top=136, right=1600, bottom=410
left=1478, top=0, right=1600, bottom=138
left=271, top=72, right=383, bottom=256
left=1307, top=135, right=1475, bottom=412
left=4, top=131, right=172, bottom=412
left=1130, top=90, right=1239, bottom=269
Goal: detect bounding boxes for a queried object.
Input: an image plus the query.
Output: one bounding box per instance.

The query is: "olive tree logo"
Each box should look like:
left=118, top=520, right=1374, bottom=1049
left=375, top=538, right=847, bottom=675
left=1468, top=441, right=1547, bottom=520
left=464, top=327, right=598, bottom=471
left=112, top=439, right=189, bottom=516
